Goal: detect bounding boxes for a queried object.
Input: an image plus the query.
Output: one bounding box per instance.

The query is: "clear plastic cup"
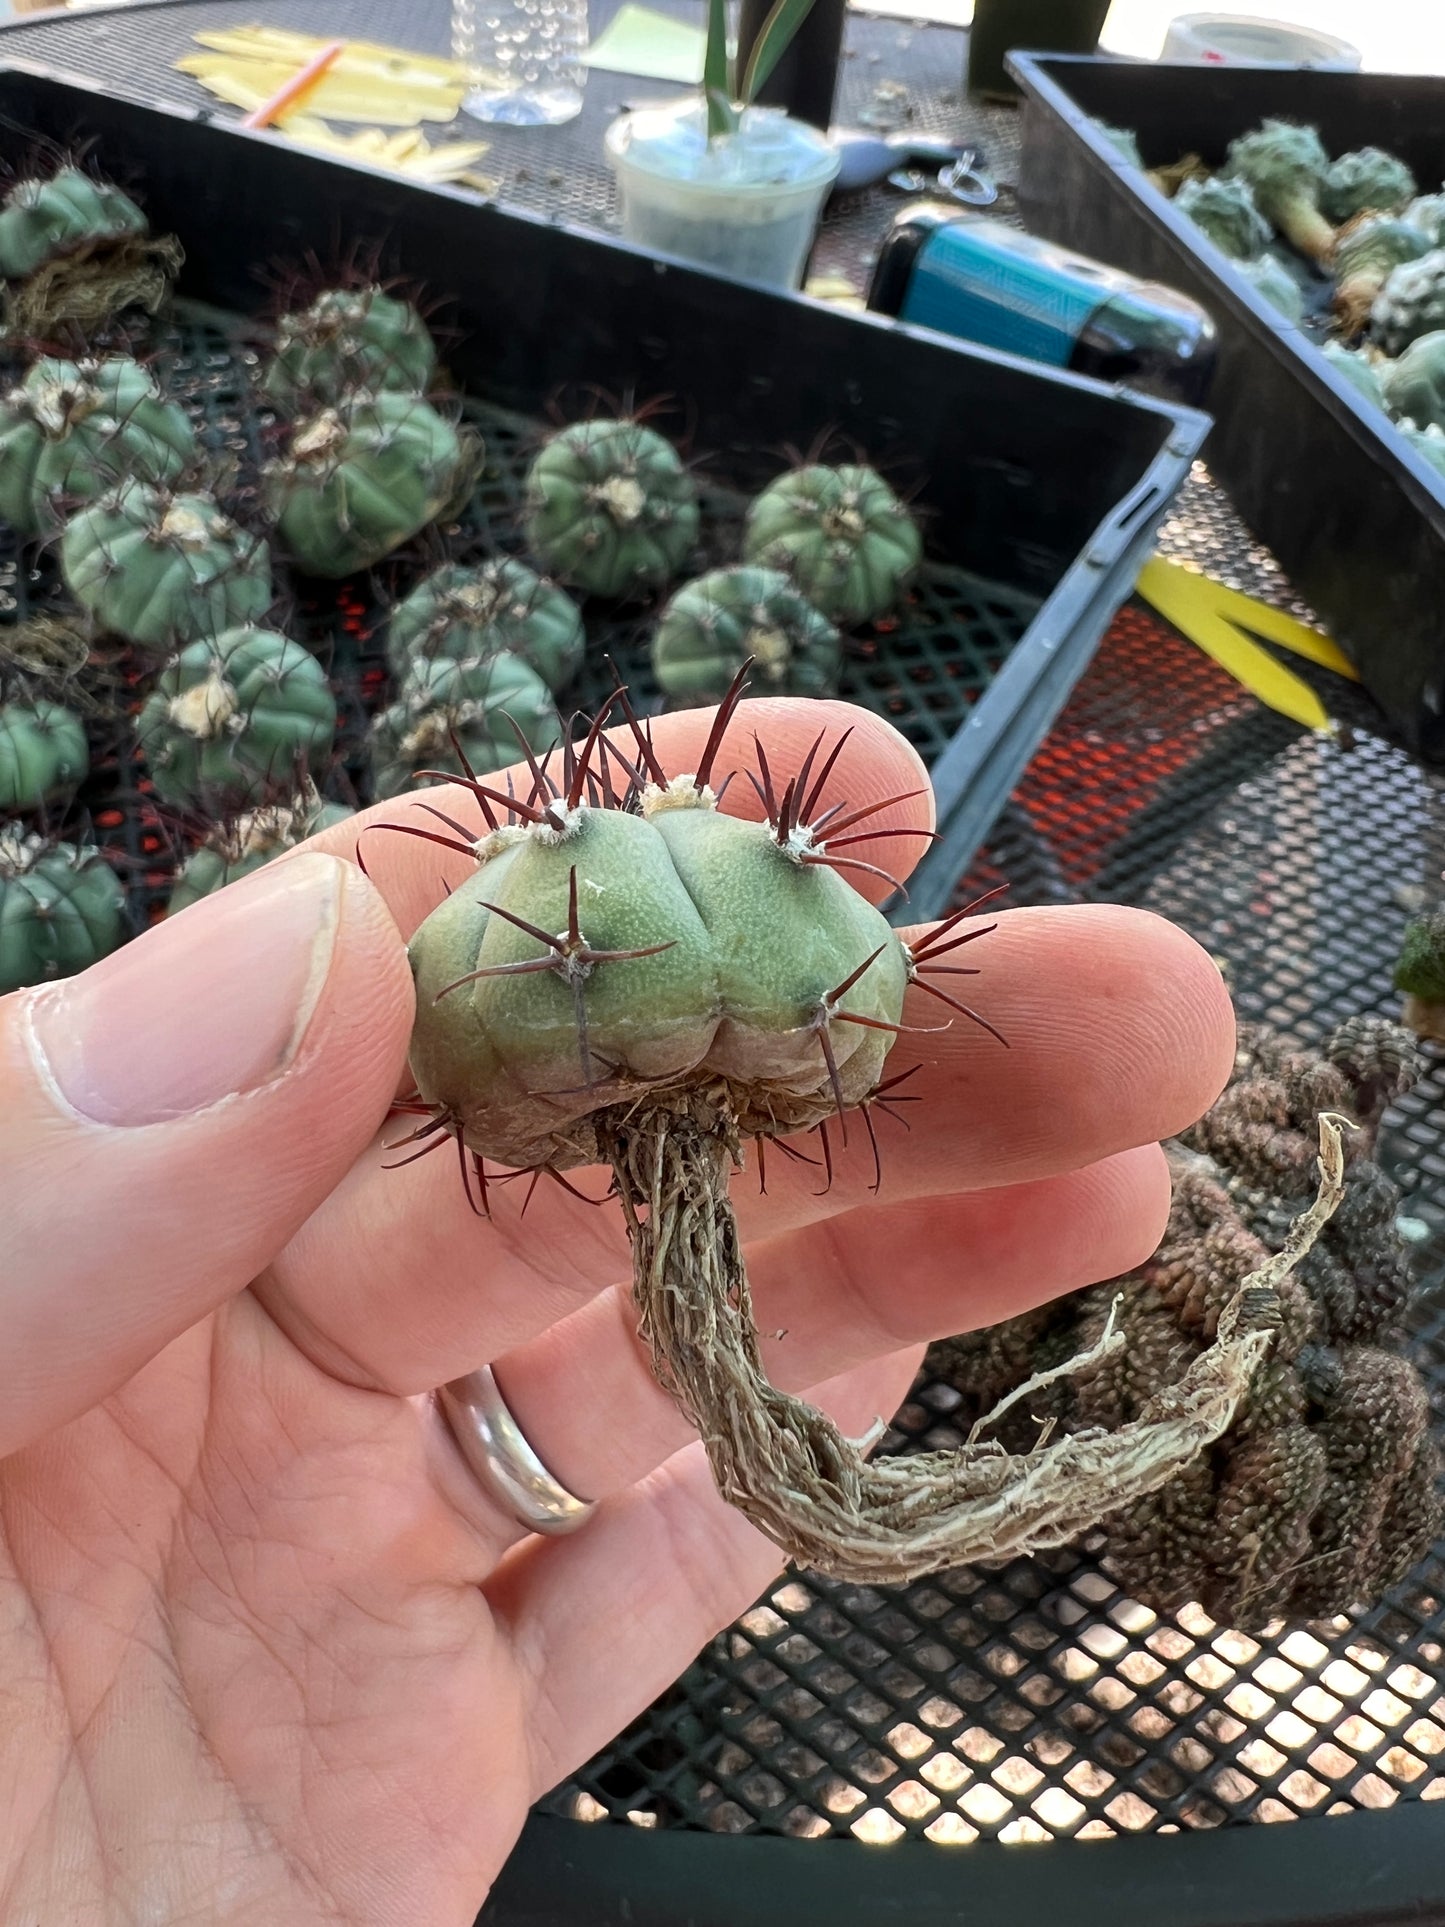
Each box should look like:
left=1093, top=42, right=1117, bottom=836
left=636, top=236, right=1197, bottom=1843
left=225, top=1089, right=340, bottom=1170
left=452, top=0, right=587, bottom=126
left=606, top=100, right=840, bottom=290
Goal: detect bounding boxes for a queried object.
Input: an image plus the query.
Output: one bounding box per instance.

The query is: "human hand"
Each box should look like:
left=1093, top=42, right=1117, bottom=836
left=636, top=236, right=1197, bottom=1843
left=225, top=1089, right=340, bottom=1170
left=0, top=698, right=1234, bottom=1924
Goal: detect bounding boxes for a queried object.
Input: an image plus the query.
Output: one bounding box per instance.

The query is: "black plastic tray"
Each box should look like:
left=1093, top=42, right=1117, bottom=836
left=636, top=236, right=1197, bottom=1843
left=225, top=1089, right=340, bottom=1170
left=1008, top=53, right=1445, bottom=765
left=0, top=60, right=1205, bottom=921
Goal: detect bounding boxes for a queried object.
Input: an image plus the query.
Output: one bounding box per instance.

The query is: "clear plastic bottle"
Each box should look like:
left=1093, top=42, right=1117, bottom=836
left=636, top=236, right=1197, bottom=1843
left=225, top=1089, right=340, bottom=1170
left=451, top=0, right=587, bottom=126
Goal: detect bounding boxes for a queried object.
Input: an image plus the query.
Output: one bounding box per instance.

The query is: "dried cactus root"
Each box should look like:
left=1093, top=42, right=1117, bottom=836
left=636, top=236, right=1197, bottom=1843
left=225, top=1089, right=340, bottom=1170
left=605, top=1099, right=1347, bottom=1587
left=3, top=233, right=183, bottom=339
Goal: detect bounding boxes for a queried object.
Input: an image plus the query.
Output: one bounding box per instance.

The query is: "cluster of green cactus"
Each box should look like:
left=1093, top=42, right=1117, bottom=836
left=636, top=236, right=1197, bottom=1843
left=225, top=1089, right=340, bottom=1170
left=262, top=285, right=437, bottom=408
left=653, top=566, right=841, bottom=702
left=0, top=827, right=125, bottom=994
left=0, top=163, right=182, bottom=336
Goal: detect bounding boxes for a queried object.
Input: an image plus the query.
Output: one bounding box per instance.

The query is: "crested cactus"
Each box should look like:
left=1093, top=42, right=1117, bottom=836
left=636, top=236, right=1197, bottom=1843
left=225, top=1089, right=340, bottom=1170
left=61, top=483, right=272, bottom=655
left=1321, top=147, right=1417, bottom=224
left=0, top=164, right=181, bottom=335
left=1175, top=175, right=1271, bottom=260
left=262, top=285, right=437, bottom=409
left=1404, top=192, right=1445, bottom=246
left=522, top=418, right=700, bottom=599
left=1320, top=339, right=1387, bottom=410
left=1223, top=119, right=1335, bottom=265
left=652, top=566, right=842, bottom=702
left=1371, top=249, right=1445, bottom=355
left=0, top=829, right=125, bottom=993
left=369, top=650, right=560, bottom=799
left=136, top=626, right=337, bottom=810
left=385, top=559, right=584, bottom=693
left=1332, top=213, right=1431, bottom=331
left=393, top=676, right=1345, bottom=1585
left=0, top=355, right=197, bottom=539
left=0, top=697, right=88, bottom=809
left=264, top=390, right=466, bottom=577
left=168, top=785, right=353, bottom=913
left=1379, top=330, right=1445, bottom=428
left=1395, top=905, right=1445, bottom=1038
left=742, top=464, right=921, bottom=624
left=1237, top=251, right=1304, bottom=321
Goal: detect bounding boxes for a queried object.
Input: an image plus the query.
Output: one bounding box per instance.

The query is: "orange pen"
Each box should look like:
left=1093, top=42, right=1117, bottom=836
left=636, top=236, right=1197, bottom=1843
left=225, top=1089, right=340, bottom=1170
left=240, top=38, right=346, bottom=130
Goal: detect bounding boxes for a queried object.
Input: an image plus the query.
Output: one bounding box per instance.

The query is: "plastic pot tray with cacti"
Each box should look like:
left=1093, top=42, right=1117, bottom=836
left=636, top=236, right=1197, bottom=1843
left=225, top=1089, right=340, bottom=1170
left=0, top=65, right=1205, bottom=933
left=1009, top=54, right=1445, bottom=766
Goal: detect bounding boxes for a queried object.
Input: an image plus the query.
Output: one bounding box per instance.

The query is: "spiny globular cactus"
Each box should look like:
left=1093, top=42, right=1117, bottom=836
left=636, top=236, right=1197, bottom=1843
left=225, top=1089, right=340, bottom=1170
left=1371, top=248, right=1445, bottom=355
left=168, top=785, right=353, bottom=913
left=1223, top=119, right=1335, bottom=265
left=1321, top=147, right=1418, bottom=224
left=136, top=626, right=337, bottom=811
left=652, top=566, right=841, bottom=703
left=262, top=285, right=437, bottom=409
left=385, top=559, right=583, bottom=694
left=389, top=673, right=1347, bottom=1585
left=61, top=483, right=272, bottom=656
left=1174, top=175, right=1271, bottom=261
left=369, top=651, right=560, bottom=799
left=928, top=1017, right=1436, bottom=1629
left=0, top=697, right=88, bottom=810
left=742, top=464, right=921, bottom=625
left=0, top=164, right=182, bottom=336
left=264, top=390, right=468, bottom=577
left=0, top=828, right=125, bottom=994
left=0, top=355, right=198, bottom=539
left=1332, top=214, right=1430, bottom=332
left=522, top=417, right=700, bottom=599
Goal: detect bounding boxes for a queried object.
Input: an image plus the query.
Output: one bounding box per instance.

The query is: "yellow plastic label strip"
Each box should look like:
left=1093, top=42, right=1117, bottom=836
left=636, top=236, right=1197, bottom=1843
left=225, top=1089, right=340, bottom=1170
left=1135, top=554, right=1357, bottom=736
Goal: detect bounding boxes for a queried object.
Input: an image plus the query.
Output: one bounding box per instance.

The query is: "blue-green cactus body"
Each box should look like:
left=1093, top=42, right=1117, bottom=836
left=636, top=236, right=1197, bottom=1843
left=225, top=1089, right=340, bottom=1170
left=136, top=626, right=337, bottom=810
left=0, top=167, right=146, bottom=281
left=0, top=832, right=125, bottom=993
left=1372, top=250, right=1445, bottom=355
left=370, top=651, right=560, bottom=799
left=265, top=392, right=465, bottom=577
left=168, top=792, right=353, bottom=912
left=523, top=418, right=700, bottom=599
left=0, top=356, right=197, bottom=539
left=61, top=484, right=272, bottom=655
left=1223, top=120, right=1335, bottom=263
left=1322, top=148, right=1417, bottom=224
left=742, top=465, right=921, bottom=625
left=1175, top=175, right=1271, bottom=260
left=653, top=567, right=842, bottom=703
left=1380, top=331, right=1445, bottom=428
left=263, top=286, right=437, bottom=408
left=1237, top=252, right=1304, bottom=320
left=1321, top=340, right=1387, bottom=410
left=386, top=559, right=584, bottom=693
left=0, top=699, right=88, bottom=809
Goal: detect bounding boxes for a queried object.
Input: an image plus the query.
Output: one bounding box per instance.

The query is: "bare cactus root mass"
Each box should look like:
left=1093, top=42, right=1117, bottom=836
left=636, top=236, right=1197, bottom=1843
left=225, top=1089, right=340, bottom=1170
left=397, top=674, right=1349, bottom=1583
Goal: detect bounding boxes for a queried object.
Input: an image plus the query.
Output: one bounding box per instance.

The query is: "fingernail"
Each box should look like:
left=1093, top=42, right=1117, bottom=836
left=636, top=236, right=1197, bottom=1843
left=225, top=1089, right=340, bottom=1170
left=25, top=852, right=345, bottom=1127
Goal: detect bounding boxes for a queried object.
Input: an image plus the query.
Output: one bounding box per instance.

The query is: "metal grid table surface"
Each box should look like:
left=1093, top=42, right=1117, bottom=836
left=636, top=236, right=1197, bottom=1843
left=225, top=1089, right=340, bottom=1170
left=5, top=0, right=1443, bottom=1885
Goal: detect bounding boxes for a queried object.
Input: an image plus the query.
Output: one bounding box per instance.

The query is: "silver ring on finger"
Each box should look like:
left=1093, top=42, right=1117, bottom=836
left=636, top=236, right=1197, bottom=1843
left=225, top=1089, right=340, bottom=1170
left=434, top=1365, right=598, bottom=1536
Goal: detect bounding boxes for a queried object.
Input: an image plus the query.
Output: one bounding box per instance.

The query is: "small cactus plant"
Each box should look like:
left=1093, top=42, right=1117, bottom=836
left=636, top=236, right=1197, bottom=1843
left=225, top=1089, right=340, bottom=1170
left=168, top=785, right=353, bottom=912
left=1175, top=175, right=1270, bottom=261
left=0, top=828, right=125, bottom=993
left=1320, top=339, right=1387, bottom=411
left=136, top=626, right=337, bottom=810
left=262, top=285, right=438, bottom=409
left=369, top=651, right=560, bottom=799
left=391, top=674, right=1345, bottom=1584
left=1379, top=330, right=1445, bottom=429
left=1223, top=119, right=1335, bottom=265
left=264, top=390, right=467, bottom=577
left=652, top=566, right=842, bottom=702
left=1371, top=249, right=1445, bottom=355
left=742, top=464, right=921, bottom=624
left=0, top=696, right=88, bottom=809
left=61, top=483, right=272, bottom=655
left=1321, top=147, right=1417, bottom=224
left=1332, top=214, right=1431, bottom=332
left=0, top=164, right=181, bottom=336
left=0, top=355, right=198, bottom=539
left=1237, top=251, right=1303, bottom=321
left=385, top=559, right=584, bottom=693
left=1404, top=192, right=1445, bottom=246
left=1395, top=906, right=1445, bottom=1037
left=522, top=418, right=700, bottom=599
